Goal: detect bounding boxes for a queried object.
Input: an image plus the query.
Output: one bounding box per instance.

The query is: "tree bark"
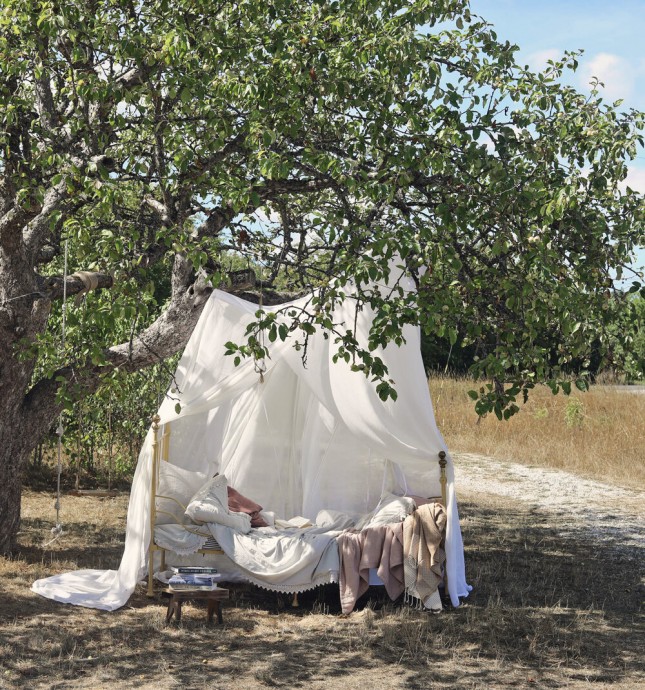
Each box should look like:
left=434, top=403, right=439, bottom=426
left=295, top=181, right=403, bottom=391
left=37, top=272, right=113, bottom=300
left=0, top=462, right=24, bottom=555
left=0, top=242, right=52, bottom=551
left=0, top=409, right=32, bottom=554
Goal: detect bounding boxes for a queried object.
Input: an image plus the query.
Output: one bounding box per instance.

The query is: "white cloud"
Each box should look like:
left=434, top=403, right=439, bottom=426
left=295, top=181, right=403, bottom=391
left=526, top=48, right=562, bottom=72
left=578, top=52, right=635, bottom=101
left=621, top=167, right=645, bottom=194
left=255, top=207, right=281, bottom=225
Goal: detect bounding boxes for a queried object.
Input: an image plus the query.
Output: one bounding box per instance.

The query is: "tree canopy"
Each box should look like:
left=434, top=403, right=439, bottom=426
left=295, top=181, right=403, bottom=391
left=1, top=0, right=644, bottom=452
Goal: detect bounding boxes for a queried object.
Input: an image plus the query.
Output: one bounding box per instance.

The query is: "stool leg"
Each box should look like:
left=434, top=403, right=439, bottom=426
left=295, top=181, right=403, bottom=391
left=207, top=600, right=222, bottom=625
left=175, top=601, right=182, bottom=623
left=166, top=598, right=175, bottom=624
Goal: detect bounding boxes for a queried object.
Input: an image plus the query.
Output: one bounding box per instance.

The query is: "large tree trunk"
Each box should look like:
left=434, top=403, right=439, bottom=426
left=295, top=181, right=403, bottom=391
left=0, top=244, right=51, bottom=551
left=0, top=320, right=41, bottom=554
left=0, top=430, right=30, bottom=554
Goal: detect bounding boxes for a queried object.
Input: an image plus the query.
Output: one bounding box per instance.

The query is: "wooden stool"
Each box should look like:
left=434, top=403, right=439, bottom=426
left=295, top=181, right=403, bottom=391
left=163, top=588, right=229, bottom=625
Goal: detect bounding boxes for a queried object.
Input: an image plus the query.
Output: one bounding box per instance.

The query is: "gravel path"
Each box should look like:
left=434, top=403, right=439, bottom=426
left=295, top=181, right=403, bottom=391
left=454, top=452, right=645, bottom=553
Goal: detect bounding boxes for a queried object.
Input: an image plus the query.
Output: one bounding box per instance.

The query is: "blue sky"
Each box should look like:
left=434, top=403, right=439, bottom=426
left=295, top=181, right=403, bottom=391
left=469, top=0, right=645, bottom=275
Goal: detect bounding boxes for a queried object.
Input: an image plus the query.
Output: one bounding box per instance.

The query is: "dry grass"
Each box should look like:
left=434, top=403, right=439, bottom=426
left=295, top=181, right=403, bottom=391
left=430, top=377, right=645, bottom=490
left=1, top=490, right=643, bottom=689
left=2, top=387, right=644, bottom=688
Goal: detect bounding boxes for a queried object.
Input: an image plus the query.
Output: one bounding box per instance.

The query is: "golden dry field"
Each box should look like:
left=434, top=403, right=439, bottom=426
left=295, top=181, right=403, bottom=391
left=430, top=377, right=645, bottom=490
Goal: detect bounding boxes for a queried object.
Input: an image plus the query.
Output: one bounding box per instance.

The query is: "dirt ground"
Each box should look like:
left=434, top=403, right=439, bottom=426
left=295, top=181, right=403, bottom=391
left=1, top=454, right=643, bottom=690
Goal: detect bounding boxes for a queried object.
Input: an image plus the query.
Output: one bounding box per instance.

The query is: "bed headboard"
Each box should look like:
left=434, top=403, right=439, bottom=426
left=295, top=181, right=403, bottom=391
left=150, top=416, right=159, bottom=542
left=150, top=414, right=169, bottom=532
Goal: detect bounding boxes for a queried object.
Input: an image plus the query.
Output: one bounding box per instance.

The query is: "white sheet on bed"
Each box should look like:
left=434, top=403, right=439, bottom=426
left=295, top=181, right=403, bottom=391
left=153, top=524, right=210, bottom=555
left=211, top=523, right=341, bottom=593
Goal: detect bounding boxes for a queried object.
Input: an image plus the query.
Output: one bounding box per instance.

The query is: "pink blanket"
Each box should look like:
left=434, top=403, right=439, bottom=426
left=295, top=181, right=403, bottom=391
left=337, top=523, right=404, bottom=614
left=227, top=486, right=268, bottom=528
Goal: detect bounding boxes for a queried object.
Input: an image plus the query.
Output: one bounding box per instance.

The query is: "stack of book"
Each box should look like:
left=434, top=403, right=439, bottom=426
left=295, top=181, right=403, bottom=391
left=168, top=566, right=221, bottom=591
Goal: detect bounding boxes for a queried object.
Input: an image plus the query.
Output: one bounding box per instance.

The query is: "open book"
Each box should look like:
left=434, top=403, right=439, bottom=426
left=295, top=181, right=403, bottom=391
left=274, top=516, right=313, bottom=529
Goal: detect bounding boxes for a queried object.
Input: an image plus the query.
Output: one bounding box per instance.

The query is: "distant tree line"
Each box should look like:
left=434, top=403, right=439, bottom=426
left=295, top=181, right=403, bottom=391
left=422, top=295, right=645, bottom=382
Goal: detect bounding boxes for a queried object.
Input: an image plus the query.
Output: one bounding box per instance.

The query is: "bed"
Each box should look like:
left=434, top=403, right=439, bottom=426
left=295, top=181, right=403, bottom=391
left=147, top=416, right=449, bottom=612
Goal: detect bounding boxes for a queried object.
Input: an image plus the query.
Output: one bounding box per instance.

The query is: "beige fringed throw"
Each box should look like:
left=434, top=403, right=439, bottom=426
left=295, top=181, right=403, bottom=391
left=403, top=502, right=447, bottom=609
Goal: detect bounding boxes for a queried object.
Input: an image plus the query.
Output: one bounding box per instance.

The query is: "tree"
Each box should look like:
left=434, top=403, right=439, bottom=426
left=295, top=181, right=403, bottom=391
left=0, top=0, right=643, bottom=552
left=599, top=295, right=645, bottom=381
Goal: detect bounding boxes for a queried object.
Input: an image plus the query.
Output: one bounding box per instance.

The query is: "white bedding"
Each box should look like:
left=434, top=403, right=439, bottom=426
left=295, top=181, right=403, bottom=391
left=155, top=495, right=416, bottom=595
left=153, top=521, right=346, bottom=594
left=210, top=523, right=342, bottom=593
left=153, top=524, right=209, bottom=555
left=166, top=473, right=352, bottom=594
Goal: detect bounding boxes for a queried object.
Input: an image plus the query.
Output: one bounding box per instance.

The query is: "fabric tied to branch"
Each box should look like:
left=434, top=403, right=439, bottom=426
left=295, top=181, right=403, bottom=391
left=72, top=271, right=100, bottom=306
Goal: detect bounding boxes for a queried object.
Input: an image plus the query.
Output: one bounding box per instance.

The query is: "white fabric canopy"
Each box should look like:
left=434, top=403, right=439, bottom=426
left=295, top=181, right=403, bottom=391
left=32, top=272, right=471, bottom=609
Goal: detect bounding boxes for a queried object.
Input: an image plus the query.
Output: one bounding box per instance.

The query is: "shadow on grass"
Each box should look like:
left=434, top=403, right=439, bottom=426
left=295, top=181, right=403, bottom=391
left=1, top=496, right=643, bottom=689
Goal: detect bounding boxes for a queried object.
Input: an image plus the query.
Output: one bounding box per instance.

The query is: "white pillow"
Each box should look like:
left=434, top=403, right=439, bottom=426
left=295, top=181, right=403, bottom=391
left=185, top=474, right=252, bottom=533
left=259, top=510, right=275, bottom=527
left=315, top=509, right=357, bottom=530
left=362, top=492, right=416, bottom=529
left=188, top=474, right=228, bottom=509
left=155, top=463, right=207, bottom=526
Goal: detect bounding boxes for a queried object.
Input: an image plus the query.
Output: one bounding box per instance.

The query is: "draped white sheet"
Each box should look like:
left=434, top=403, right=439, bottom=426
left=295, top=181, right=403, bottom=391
left=32, top=271, right=471, bottom=610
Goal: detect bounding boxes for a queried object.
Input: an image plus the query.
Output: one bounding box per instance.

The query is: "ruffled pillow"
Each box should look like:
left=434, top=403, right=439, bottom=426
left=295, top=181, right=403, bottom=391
left=185, top=475, right=252, bottom=533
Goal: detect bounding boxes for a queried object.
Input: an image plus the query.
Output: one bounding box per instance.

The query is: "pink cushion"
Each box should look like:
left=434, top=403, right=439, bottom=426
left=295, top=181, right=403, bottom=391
left=227, top=486, right=268, bottom=528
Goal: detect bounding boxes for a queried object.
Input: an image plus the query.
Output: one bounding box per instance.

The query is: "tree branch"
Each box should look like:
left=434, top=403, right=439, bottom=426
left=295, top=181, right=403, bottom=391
left=144, top=197, right=171, bottom=225
left=22, top=178, right=69, bottom=255
left=21, top=267, right=212, bottom=441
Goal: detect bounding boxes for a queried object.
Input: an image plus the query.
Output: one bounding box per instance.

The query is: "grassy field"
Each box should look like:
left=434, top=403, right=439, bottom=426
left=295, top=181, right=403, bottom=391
left=1, top=380, right=643, bottom=689
left=430, top=377, right=645, bottom=490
